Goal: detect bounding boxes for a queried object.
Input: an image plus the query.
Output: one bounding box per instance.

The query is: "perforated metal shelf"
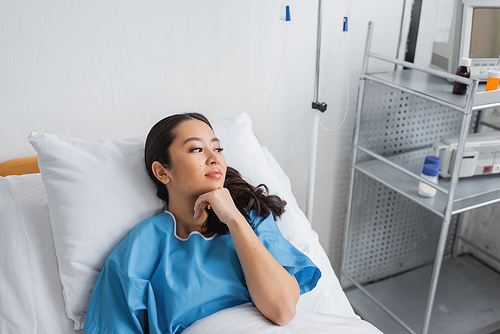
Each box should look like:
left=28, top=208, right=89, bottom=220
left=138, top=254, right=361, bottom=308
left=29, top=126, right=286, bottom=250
left=342, top=171, right=458, bottom=286
left=355, top=79, right=472, bottom=161
left=354, top=148, right=500, bottom=216
left=366, top=67, right=500, bottom=111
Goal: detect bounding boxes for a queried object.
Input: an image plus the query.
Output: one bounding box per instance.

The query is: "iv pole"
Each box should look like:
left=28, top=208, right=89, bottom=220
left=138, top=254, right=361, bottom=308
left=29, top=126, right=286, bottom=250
left=306, top=0, right=327, bottom=222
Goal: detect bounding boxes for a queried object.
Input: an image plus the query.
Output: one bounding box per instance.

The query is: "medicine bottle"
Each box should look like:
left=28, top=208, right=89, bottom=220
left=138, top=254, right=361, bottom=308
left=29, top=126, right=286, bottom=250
left=452, top=58, right=471, bottom=95
left=418, top=163, right=440, bottom=197
left=486, top=69, right=500, bottom=91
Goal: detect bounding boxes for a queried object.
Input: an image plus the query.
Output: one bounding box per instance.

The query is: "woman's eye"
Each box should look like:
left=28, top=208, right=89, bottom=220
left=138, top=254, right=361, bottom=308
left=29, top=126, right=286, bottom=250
left=190, top=148, right=203, bottom=153
left=215, top=148, right=224, bottom=153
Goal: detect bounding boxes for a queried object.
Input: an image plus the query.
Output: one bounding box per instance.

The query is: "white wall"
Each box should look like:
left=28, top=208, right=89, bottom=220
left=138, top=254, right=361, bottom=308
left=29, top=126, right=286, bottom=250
left=1, top=0, right=409, bottom=272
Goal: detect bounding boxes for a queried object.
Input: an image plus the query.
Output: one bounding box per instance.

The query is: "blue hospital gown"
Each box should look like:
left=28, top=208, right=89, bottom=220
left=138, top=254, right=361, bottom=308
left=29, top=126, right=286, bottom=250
left=83, top=210, right=321, bottom=334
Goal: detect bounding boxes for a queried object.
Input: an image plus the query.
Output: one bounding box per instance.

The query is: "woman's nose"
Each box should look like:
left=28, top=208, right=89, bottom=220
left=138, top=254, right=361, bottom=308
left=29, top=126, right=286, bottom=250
left=207, top=151, right=220, bottom=165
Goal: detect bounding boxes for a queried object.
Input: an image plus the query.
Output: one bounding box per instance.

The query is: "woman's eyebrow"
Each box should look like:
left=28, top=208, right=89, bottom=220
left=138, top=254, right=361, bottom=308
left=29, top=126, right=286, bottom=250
left=183, top=137, right=220, bottom=145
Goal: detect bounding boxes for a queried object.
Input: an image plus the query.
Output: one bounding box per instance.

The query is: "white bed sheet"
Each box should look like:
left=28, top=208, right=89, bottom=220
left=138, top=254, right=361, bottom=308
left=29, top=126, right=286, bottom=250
left=185, top=303, right=381, bottom=334
left=0, top=174, right=83, bottom=334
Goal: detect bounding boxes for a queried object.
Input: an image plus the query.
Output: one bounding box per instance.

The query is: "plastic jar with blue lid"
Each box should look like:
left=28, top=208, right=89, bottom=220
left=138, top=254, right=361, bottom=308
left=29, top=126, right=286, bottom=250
left=418, top=163, right=440, bottom=197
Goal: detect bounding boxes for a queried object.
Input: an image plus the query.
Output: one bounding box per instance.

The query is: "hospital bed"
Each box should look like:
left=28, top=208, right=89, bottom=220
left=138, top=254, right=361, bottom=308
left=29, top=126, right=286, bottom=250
left=0, top=112, right=381, bottom=334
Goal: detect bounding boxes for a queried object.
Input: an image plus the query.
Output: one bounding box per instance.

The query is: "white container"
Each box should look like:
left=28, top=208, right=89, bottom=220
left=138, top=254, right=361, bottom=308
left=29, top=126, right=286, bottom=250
left=418, top=163, right=439, bottom=197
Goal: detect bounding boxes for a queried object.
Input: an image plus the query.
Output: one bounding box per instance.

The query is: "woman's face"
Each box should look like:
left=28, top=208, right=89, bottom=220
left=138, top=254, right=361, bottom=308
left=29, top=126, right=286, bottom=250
left=164, top=119, right=227, bottom=198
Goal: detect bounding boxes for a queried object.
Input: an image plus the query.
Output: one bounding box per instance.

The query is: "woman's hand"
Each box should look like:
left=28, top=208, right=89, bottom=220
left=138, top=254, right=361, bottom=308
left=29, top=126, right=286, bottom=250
left=193, top=187, right=241, bottom=227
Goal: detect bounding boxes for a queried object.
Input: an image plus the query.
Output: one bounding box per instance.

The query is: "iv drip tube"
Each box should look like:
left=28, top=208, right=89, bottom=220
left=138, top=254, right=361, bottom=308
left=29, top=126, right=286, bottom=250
left=306, top=0, right=324, bottom=222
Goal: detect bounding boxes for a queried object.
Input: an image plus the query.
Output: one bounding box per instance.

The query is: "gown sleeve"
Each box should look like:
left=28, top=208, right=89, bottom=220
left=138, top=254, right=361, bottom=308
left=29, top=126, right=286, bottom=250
left=83, top=260, right=152, bottom=334
left=251, top=212, right=321, bottom=295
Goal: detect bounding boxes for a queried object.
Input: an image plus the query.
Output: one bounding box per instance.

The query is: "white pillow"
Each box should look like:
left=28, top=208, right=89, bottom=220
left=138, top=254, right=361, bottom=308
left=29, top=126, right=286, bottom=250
left=29, top=112, right=354, bottom=330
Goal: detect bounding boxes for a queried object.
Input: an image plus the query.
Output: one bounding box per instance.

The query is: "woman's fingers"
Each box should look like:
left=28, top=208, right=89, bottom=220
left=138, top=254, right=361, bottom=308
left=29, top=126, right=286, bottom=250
left=194, top=188, right=239, bottom=223
left=193, top=199, right=209, bottom=219
left=193, top=191, right=216, bottom=220
left=193, top=191, right=215, bottom=219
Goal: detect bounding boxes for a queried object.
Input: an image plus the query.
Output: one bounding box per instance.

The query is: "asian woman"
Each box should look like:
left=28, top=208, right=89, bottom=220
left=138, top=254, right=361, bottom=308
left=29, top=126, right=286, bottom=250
left=83, top=113, right=321, bottom=334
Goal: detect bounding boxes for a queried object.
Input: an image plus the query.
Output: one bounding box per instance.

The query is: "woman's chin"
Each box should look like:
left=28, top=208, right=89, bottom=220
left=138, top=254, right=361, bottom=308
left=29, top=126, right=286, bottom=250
left=194, top=185, right=223, bottom=197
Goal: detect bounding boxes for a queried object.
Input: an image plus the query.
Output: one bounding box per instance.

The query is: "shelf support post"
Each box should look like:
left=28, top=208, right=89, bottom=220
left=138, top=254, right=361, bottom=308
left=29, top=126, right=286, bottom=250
left=361, top=22, right=374, bottom=74
left=340, top=77, right=366, bottom=284
left=421, top=80, right=478, bottom=334
left=341, top=22, right=374, bottom=281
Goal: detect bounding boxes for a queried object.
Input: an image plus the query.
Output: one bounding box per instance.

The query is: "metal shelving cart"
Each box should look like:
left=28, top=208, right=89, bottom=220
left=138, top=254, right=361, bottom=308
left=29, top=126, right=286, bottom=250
left=340, top=22, right=500, bottom=334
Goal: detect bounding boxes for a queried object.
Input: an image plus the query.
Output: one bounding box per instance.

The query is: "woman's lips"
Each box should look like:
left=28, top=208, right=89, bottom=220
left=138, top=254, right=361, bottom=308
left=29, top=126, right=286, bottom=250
left=205, top=169, right=222, bottom=178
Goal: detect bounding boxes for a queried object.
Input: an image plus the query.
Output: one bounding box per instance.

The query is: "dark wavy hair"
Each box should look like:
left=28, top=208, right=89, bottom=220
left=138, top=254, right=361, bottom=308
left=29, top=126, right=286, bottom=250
left=144, top=112, right=286, bottom=235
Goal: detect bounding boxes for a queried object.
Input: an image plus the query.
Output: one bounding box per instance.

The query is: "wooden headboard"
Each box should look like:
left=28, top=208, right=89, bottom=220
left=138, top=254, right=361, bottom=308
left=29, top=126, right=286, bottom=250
left=0, top=157, right=40, bottom=177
